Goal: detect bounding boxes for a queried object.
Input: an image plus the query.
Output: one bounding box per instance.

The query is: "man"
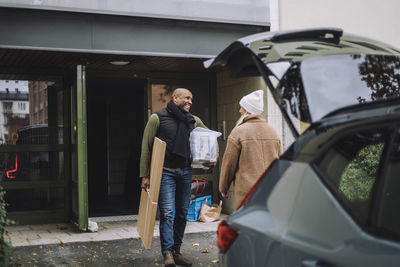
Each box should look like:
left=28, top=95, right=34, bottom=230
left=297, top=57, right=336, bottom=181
left=219, top=90, right=281, bottom=210
left=140, top=88, right=216, bottom=267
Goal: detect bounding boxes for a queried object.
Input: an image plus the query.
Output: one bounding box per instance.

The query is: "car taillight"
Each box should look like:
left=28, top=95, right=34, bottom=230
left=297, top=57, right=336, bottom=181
left=237, top=159, right=277, bottom=209
left=217, top=220, right=238, bottom=253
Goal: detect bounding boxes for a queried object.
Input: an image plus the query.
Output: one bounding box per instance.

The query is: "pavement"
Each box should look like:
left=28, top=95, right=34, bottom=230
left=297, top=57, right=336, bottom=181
left=4, top=215, right=225, bottom=266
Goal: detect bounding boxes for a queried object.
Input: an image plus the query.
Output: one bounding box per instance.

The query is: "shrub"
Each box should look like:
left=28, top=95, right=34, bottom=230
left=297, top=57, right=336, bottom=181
left=0, top=186, right=14, bottom=266
left=340, top=143, right=383, bottom=201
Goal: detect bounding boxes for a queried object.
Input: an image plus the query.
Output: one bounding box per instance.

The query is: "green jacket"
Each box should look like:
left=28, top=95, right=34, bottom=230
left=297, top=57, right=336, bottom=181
left=139, top=113, right=207, bottom=178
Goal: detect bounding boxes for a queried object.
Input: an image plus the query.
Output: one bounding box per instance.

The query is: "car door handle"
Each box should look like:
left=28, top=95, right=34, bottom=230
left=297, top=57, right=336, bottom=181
left=301, top=260, right=332, bottom=267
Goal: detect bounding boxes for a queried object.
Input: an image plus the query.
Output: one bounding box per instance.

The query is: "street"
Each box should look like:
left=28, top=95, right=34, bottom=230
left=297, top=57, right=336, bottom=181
left=11, top=232, right=219, bottom=267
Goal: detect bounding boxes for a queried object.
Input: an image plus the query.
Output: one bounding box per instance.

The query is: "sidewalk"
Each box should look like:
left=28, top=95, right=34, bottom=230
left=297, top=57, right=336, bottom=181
left=5, top=215, right=225, bottom=247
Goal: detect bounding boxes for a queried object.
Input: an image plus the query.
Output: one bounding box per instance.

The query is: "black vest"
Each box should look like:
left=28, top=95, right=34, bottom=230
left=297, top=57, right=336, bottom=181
left=156, top=108, right=193, bottom=168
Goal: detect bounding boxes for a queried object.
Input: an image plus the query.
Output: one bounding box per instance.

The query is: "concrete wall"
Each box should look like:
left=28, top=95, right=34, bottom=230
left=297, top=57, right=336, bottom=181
left=216, top=72, right=284, bottom=214
left=278, top=0, right=400, bottom=48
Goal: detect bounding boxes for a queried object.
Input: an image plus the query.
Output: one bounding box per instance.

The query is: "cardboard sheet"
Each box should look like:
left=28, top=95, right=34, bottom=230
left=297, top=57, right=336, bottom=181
left=137, top=137, right=166, bottom=249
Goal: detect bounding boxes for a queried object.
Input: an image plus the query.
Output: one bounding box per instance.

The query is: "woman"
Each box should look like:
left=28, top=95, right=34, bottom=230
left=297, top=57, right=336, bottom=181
left=219, top=89, right=281, bottom=210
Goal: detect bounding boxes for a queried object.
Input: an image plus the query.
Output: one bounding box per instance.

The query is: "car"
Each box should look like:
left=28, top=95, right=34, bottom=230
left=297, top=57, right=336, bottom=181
left=205, top=28, right=400, bottom=267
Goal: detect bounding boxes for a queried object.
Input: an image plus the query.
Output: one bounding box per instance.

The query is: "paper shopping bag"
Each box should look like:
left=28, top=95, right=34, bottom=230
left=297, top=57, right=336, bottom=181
left=198, top=200, right=222, bottom=222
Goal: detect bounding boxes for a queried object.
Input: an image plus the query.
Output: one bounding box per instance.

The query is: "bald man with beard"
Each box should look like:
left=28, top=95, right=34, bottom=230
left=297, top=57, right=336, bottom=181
left=140, top=88, right=216, bottom=267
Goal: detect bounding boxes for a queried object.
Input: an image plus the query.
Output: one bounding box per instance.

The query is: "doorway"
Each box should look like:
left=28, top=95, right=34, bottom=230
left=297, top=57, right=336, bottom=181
left=86, top=76, right=146, bottom=217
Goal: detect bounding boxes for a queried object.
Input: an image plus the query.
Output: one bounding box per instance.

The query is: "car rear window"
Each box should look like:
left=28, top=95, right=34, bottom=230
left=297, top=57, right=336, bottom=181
left=277, top=54, right=400, bottom=125
left=316, top=127, right=391, bottom=224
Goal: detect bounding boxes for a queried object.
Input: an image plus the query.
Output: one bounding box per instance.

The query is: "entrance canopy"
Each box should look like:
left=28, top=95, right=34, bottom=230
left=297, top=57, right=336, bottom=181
left=0, top=7, right=267, bottom=59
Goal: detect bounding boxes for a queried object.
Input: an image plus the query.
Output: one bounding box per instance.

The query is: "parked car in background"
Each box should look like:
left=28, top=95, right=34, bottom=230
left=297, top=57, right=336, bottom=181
left=205, top=28, right=400, bottom=267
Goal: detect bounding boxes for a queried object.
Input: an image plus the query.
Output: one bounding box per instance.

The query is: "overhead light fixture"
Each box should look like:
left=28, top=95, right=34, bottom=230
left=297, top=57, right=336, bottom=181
left=110, top=61, right=130, bottom=66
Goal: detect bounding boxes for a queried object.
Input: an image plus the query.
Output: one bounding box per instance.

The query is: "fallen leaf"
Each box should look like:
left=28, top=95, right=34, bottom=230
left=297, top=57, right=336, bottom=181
left=211, top=259, right=219, bottom=263
left=192, top=243, right=200, bottom=247
left=201, top=248, right=209, bottom=253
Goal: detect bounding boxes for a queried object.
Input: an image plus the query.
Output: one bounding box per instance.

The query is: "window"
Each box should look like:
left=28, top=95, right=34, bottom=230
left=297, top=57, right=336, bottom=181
left=33, top=92, right=37, bottom=111
left=317, top=127, right=391, bottom=224
left=2, top=102, right=12, bottom=112
left=1, top=80, right=64, bottom=180
left=377, top=129, right=400, bottom=239
left=18, top=102, right=26, bottom=110
left=0, top=78, right=65, bottom=217
left=39, top=90, right=43, bottom=109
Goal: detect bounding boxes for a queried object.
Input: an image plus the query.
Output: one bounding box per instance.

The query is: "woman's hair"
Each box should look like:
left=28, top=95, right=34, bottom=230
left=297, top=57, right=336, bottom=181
left=235, top=111, right=251, bottom=126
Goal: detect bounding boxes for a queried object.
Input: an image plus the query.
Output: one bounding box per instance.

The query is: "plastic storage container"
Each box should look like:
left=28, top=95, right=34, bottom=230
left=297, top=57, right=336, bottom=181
left=187, top=195, right=212, bottom=221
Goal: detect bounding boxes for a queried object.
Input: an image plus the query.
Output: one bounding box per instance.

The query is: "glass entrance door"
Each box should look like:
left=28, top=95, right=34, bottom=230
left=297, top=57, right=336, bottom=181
left=0, top=77, right=69, bottom=224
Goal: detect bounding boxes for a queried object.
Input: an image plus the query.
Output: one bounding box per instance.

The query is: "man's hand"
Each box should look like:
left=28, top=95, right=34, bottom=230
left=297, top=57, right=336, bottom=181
left=202, top=161, right=217, bottom=167
left=202, top=156, right=219, bottom=168
left=141, top=177, right=150, bottom=191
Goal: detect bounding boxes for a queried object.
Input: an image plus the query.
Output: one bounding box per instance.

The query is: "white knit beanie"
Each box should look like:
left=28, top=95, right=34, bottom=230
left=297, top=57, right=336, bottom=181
left=239, top=90, right=264, bottom=115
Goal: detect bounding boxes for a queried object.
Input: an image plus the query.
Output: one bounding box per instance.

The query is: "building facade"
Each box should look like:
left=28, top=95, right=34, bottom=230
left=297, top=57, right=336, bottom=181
left=275, top=0, right=400, bottom=48
left=0, top=1, right=275, bottom=229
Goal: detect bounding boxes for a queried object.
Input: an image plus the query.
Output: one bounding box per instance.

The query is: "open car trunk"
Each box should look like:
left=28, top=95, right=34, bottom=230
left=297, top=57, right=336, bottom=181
left=204, top=28, right=400, bottom=137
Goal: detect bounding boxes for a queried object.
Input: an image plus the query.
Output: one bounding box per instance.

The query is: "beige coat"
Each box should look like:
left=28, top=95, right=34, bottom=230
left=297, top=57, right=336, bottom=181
left=219, top=115, right=281, bottom=210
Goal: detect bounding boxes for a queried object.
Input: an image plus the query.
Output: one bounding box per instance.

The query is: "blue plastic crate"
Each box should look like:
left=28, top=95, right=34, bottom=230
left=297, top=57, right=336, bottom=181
left=187, top=195, right=211, bottom=221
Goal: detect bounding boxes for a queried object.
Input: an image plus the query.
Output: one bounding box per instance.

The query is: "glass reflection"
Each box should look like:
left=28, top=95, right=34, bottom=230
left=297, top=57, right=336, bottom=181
left=0, top=80, right=63, bottom=145
left=277, top=54, right=400, bottom=124
left=1, top=151, right=64, bottom=182
left=0, top=80, right=29, bottom=144
left=0, top=79, right=64, bottom=182
left=277, top=64, right=311, bottom=123
left=354, top=54, right=400, bottom=102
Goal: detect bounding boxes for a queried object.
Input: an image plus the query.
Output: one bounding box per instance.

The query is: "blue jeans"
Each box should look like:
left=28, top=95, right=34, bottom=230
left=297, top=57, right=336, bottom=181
left=158, top=167, right=192, bottom=254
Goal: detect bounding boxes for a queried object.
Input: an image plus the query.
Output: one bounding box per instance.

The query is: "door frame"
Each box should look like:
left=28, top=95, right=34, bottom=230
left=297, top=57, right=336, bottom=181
left=71, top=64, right=89, bottom=231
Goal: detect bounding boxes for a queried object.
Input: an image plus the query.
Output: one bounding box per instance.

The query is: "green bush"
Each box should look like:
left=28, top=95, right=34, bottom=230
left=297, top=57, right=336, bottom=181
left=340, top=143, right=383, bottom=201
left=0, top=186, right=14, bottom=266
